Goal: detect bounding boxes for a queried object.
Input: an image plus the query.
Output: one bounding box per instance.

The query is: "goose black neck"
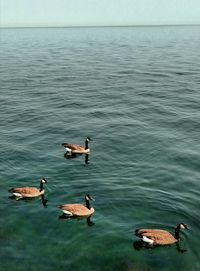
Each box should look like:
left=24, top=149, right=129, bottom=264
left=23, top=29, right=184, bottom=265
left=85, top=139, right=89, bottom=150
left=85, top=197, right=91, bottom=209
left=174, top=224, right=181, bottom=240
left=40, top=181, right=44, bottom=192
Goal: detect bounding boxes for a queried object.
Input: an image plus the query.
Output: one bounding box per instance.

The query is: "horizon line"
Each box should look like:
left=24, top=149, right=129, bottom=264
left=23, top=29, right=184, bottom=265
left=0, top=23, right=200, bottom=29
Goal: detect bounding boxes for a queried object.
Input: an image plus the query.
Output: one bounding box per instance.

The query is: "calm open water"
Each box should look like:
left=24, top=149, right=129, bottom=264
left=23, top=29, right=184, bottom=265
left=0, top=25, right=200, bottom=271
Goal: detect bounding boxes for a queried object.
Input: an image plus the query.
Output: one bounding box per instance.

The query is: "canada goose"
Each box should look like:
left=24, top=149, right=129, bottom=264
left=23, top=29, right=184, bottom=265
left=8, top=178, right=48, bottom=199
left=62, top=137, right=92, bottom=154
left=58, top=194, right=95, bottom=217
left=135, top=223, right=188, bottom=246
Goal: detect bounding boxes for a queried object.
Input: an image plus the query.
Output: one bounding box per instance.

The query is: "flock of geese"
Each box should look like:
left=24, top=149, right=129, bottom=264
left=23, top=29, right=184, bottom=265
left=8, top=137, right=188, bottom=249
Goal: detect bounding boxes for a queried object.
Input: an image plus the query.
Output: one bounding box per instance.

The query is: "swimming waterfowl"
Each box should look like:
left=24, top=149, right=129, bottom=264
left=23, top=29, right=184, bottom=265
left=8, top=178, right=48, bottom=199
left=58, top=194, right=95, bottom=217
left=62, top=137, right=92, bottom=154
left=135, top=223, right=188, bottom=246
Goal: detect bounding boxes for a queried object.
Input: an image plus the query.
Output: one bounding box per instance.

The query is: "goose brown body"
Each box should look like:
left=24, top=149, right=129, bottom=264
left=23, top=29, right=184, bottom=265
left=59, top=203, right=94, bottom=217
left=9, top=187, right=44, bottom=198
left=135, top=229, right=177, bottom=245
left=8, top=178, right=47, bottom=198
left=135, top=223, right=188, bottom=246
left=62, top=143, right=90, bottom=154
left=62, top=137, right=92, bottom=154
left=58, top=194, right=95, bottom=217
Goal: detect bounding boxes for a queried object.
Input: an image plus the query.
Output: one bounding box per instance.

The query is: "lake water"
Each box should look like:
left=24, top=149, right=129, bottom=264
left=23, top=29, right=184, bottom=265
left=0, top=25, right=200, bottom=271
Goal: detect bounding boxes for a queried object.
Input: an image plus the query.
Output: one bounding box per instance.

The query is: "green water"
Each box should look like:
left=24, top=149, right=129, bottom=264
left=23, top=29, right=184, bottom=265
left=0, top=26, right=200, bottom=271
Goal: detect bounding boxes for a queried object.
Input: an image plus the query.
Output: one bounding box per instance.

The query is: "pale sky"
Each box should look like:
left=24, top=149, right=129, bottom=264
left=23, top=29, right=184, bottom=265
left=0, top=0, right=200, bottom=27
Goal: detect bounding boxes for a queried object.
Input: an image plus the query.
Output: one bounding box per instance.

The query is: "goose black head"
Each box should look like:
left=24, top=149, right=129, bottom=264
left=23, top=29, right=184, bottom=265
left=86, top=137, right=92, bottom=142
left=180, top=223, right=188, bottom=230
left=85, top=194, right=95, bottom=201
left=41, top=177, right=48, bottom=184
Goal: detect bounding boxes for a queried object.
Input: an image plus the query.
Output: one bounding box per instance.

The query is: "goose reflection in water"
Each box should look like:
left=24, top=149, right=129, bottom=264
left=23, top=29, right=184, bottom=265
left=58, top=214, right=95, bottom=227
left=64, top=152, right=90, bottom=164
left=9, top=194, right=48, bottom=208
left=133, top=240, right=187, bottom=253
